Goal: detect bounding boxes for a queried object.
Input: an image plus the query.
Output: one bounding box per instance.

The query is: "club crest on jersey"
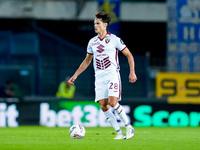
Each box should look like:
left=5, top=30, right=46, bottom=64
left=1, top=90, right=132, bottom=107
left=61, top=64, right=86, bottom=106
left=105, top=38, right=110, bottom=44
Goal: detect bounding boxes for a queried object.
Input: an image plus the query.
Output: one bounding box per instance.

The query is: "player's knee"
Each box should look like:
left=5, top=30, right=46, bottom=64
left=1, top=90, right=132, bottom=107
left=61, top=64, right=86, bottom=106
left=108, top=97, right=118, bottom=107
left=109, top=101, right=118, bottom=108
left=100, top=105, right=109, bottom=112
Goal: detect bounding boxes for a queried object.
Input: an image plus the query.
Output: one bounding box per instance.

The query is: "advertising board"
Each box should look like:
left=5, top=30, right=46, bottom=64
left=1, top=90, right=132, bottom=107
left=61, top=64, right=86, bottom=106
left=156, top=72, right=200, bottom=103
left=1, top=100, right=200, bottom=127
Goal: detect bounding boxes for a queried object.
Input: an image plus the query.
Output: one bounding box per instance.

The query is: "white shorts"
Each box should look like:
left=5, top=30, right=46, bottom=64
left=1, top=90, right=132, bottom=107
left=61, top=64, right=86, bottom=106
left=95, top=70, right=121, bottom=102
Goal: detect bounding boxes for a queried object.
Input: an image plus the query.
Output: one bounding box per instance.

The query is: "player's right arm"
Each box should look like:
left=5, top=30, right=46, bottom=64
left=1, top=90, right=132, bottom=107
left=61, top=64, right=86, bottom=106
left=68, top=53, right=93, bottom=84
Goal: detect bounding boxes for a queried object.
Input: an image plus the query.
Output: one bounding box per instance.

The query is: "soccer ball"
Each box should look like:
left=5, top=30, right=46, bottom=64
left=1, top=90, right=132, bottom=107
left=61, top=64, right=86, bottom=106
left=69, top=124, right=86, bottom=139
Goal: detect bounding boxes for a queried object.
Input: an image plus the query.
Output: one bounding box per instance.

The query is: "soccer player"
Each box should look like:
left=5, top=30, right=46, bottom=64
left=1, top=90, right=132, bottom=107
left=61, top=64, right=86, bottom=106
left=68, top=11, right=137, bottom=139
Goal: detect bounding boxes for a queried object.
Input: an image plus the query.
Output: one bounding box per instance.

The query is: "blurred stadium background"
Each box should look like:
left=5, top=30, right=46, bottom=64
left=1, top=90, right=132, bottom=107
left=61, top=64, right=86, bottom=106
left=0, top=0, right=200, bottom=128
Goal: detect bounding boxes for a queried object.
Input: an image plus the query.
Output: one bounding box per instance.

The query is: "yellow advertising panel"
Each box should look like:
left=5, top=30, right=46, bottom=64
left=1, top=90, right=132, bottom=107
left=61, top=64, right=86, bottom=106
left=156, top=72, right=200, bottom=104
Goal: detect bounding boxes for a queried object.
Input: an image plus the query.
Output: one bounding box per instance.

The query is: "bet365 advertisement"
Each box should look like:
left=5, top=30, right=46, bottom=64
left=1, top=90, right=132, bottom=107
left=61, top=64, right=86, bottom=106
left=1, top=100, right=200, bottom=127
left=156, top=72, right=200, bottom=104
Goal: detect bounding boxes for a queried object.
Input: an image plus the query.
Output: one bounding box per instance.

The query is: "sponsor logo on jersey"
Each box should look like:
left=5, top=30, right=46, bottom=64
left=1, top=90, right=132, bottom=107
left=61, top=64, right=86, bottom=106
left=97, top=54, right=106, bottom=57
left=92, top=42, right=100, bottom=46
left=96, top=44, right=105, bottom=53
left=95, top=57, right=111, bottom=70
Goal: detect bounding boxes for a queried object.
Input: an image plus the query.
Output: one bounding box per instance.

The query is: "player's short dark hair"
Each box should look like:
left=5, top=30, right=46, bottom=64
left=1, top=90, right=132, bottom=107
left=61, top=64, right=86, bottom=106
left=95, top=11, right=112, bottom=25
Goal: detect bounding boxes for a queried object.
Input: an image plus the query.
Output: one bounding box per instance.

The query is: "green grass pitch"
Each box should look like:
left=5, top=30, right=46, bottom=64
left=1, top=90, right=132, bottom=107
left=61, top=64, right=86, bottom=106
left=0, top=126, right=200, bottom=150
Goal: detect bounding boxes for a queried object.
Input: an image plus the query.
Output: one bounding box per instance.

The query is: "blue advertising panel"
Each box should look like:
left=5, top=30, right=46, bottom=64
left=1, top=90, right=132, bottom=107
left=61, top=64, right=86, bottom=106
left=167, top=0, right=200, bottom=72
left=98, top=0, right=120, bottom=36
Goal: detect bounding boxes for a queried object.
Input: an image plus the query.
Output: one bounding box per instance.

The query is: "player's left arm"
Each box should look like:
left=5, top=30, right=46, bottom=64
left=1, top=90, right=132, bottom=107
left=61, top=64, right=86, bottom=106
left=122, top=47, right=137, bottom=83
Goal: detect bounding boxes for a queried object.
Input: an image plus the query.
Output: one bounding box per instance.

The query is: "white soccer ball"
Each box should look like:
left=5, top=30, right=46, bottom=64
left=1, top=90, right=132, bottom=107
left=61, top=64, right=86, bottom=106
left=69, top=124, right=86, bottom=139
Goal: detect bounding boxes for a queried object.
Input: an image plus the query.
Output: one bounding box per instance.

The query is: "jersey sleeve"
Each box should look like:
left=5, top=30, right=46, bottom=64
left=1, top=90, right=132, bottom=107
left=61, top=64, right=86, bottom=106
left=115, top=37, right=126, bottom=51
left=87, top=39, right=93, bottom=54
